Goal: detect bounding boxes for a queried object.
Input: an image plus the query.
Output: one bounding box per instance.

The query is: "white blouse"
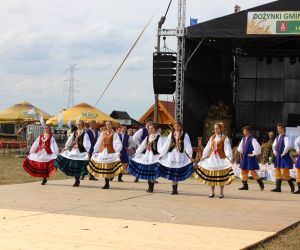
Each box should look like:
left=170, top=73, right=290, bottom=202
left=237, top=137, right=261, bottom=156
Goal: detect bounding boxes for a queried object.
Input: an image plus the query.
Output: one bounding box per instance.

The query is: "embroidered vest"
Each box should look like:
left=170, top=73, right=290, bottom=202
left=100, top=132, right=115, bottom=154
left=210, top=135, right=226, bottom=159
left=169, top=132, right=185, bottom=153
left=276, top=135, right=285, bottom=155
left=141, top=127, right=149, bottom=142
left=37, top=134, right=52, bottom=155
left=73, top=131, right=86, bottom=153
left=118, top=133, right=129, bottom=149
left=143, top=135, right=160, bottom=155
left=86, top=129, right=99, bottom=154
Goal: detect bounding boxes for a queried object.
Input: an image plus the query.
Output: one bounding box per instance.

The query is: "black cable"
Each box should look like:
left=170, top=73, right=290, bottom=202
left=94, top=1, right=164, bottom=107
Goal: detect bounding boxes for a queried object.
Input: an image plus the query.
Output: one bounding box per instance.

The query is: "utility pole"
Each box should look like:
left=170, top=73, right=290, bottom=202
left=65, top=64, right=78, bottom=108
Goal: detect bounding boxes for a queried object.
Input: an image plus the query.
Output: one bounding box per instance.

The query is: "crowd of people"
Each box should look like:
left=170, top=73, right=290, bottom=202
left=22, top=119, right=300, bottom=198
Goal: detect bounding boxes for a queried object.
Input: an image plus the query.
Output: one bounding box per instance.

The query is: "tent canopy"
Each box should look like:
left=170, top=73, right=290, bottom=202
left=0, top=101, right=51, bottom=124
left=46, top=102, right=119, bottom=127
left=187, top=0, right=300, bottom=54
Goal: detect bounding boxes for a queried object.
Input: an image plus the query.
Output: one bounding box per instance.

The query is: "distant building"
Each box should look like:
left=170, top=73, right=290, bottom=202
left=139, top=100, right=175, bottom=126
left=110, top=111, right=142, bottom=127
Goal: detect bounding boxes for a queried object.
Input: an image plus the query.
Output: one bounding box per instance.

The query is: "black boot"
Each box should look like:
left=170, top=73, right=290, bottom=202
left=147, top=181, right=154, bottom=193
left=41, top=178, right=47, bottom=185
left=89, top=174, right=98, bottom=181
left=73, top=177, right=80, bottom=187
left=102, top=178, right=110, bottom=189
left=294, top=183, right=300, bottom=194
left=134, top=177, right=139, bottom=183
left=118, top=173, right=124, bottom=182
left=288, top=179, right=295, bottom=193
left=257, top=178, right=265, bottom=191
left=172, top=184, right=178, bottom=195
left=270, top=179, right=282, bottom=192
left=238, top=181, right=249, bottom=190
left=80, top=175, right=85, bottom=180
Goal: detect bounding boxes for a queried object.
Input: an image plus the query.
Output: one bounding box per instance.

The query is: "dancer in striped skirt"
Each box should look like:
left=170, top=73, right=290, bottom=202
left=23, top=124, right=59, bottom=185
left=88, top=121, right=123, bottom=189
left=194, top=123, right=234, bottom=198
left=55, top=120, right=90, bottom=187
left=158, top=121, right=194, bottom=195
left=128, top=124, right=161, bottom=193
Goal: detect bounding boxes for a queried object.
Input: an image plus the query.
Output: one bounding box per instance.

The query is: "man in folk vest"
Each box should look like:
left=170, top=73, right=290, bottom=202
left=81, top=120, right=101, bottom=180
left=116, top=125, right=130, bottom=182
left=238, top=126, right=264, bottom=191
left=132, top=118, right=153, bottom=182
left=271, top=123, right=295, bottom=193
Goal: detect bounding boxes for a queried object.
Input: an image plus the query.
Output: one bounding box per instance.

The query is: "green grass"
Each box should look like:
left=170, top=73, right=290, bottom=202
left=0, top=155, right=69, bottom=185
left=250, top=223, right=300, bottom=250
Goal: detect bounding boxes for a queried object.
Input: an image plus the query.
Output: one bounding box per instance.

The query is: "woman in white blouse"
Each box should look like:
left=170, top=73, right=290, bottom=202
left=194, top=123, right=235, bottom=198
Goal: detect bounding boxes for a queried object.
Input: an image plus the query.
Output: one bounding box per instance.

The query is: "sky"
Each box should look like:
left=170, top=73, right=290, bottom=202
left=0, top=0, right=274, bottom=119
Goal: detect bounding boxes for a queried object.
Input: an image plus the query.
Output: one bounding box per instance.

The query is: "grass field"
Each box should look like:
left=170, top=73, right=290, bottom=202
left=251, top=223, right=300, bottom=250
left=0, top=155, right=69, bottom=185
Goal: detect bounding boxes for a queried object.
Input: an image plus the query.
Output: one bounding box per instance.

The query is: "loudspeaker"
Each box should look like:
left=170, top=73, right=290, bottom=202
left=153, top=52, right=177, bottom=94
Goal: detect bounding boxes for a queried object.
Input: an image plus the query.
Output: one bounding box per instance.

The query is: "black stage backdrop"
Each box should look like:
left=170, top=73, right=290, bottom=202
left=184, top=0, right=300, bottom=143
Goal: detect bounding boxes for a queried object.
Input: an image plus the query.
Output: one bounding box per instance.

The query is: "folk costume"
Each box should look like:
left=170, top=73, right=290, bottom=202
left=132, top=127, right=149, bottom=182
left=116, top=132, right=134, bottom=182
left=294, top=136, right=300, bottom=194
left=237, top=136, right=264, bottom=191
left=128, top=133, right=161, bottom=193
left=271, top=134, right=295, bottom=193
left=158, top=131, right=194, bottom=194
left=81, top=128, right=101, bottom=180
left=23, top=132, right=59, bottom=185
left=194, top=134, right=235, bottom=187
left=87, top=130, right=123, bottom=189
left=54, top=129, right=90, bottom=186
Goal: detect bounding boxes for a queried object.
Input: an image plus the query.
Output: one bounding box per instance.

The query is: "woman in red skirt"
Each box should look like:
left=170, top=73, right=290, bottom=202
left=23, top=124, right=59, bottom=185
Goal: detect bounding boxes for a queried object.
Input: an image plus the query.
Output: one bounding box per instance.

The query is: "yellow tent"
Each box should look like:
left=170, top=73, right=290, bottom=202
left=139, top=100, right=175, bottom=125
left=0, top=101, right=51, bottom=124
left=46, top=102, right=119, bottom=127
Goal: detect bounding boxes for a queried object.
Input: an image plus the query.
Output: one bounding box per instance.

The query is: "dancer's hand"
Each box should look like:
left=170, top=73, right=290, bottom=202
left=248, top=153, right=254, bottom=157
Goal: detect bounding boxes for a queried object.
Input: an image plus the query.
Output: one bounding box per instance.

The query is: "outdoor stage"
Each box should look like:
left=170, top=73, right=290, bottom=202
left=0, top=176, right=299, bottom=249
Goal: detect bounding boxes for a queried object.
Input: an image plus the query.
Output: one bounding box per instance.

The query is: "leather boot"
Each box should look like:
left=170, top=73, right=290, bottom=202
left=118, top=174, right=124, bottom=182
left=287, top=179, right=295, bottom=193
left=102, top=178, right=110, bottom=189
left=73, top=177, right=80, bottom=187
left=89, top=174, right=98, bottom=181
left=257, top=178, right=264, bottom=191
left=293, top=183, right=300, bottom=194
left=238, top=181, right=249, bottom=190
left=41, top=178, right=47, bottom=185
left=171, top=184, right=178, bottom=195
left=270, top=179, right=282, bottom=192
